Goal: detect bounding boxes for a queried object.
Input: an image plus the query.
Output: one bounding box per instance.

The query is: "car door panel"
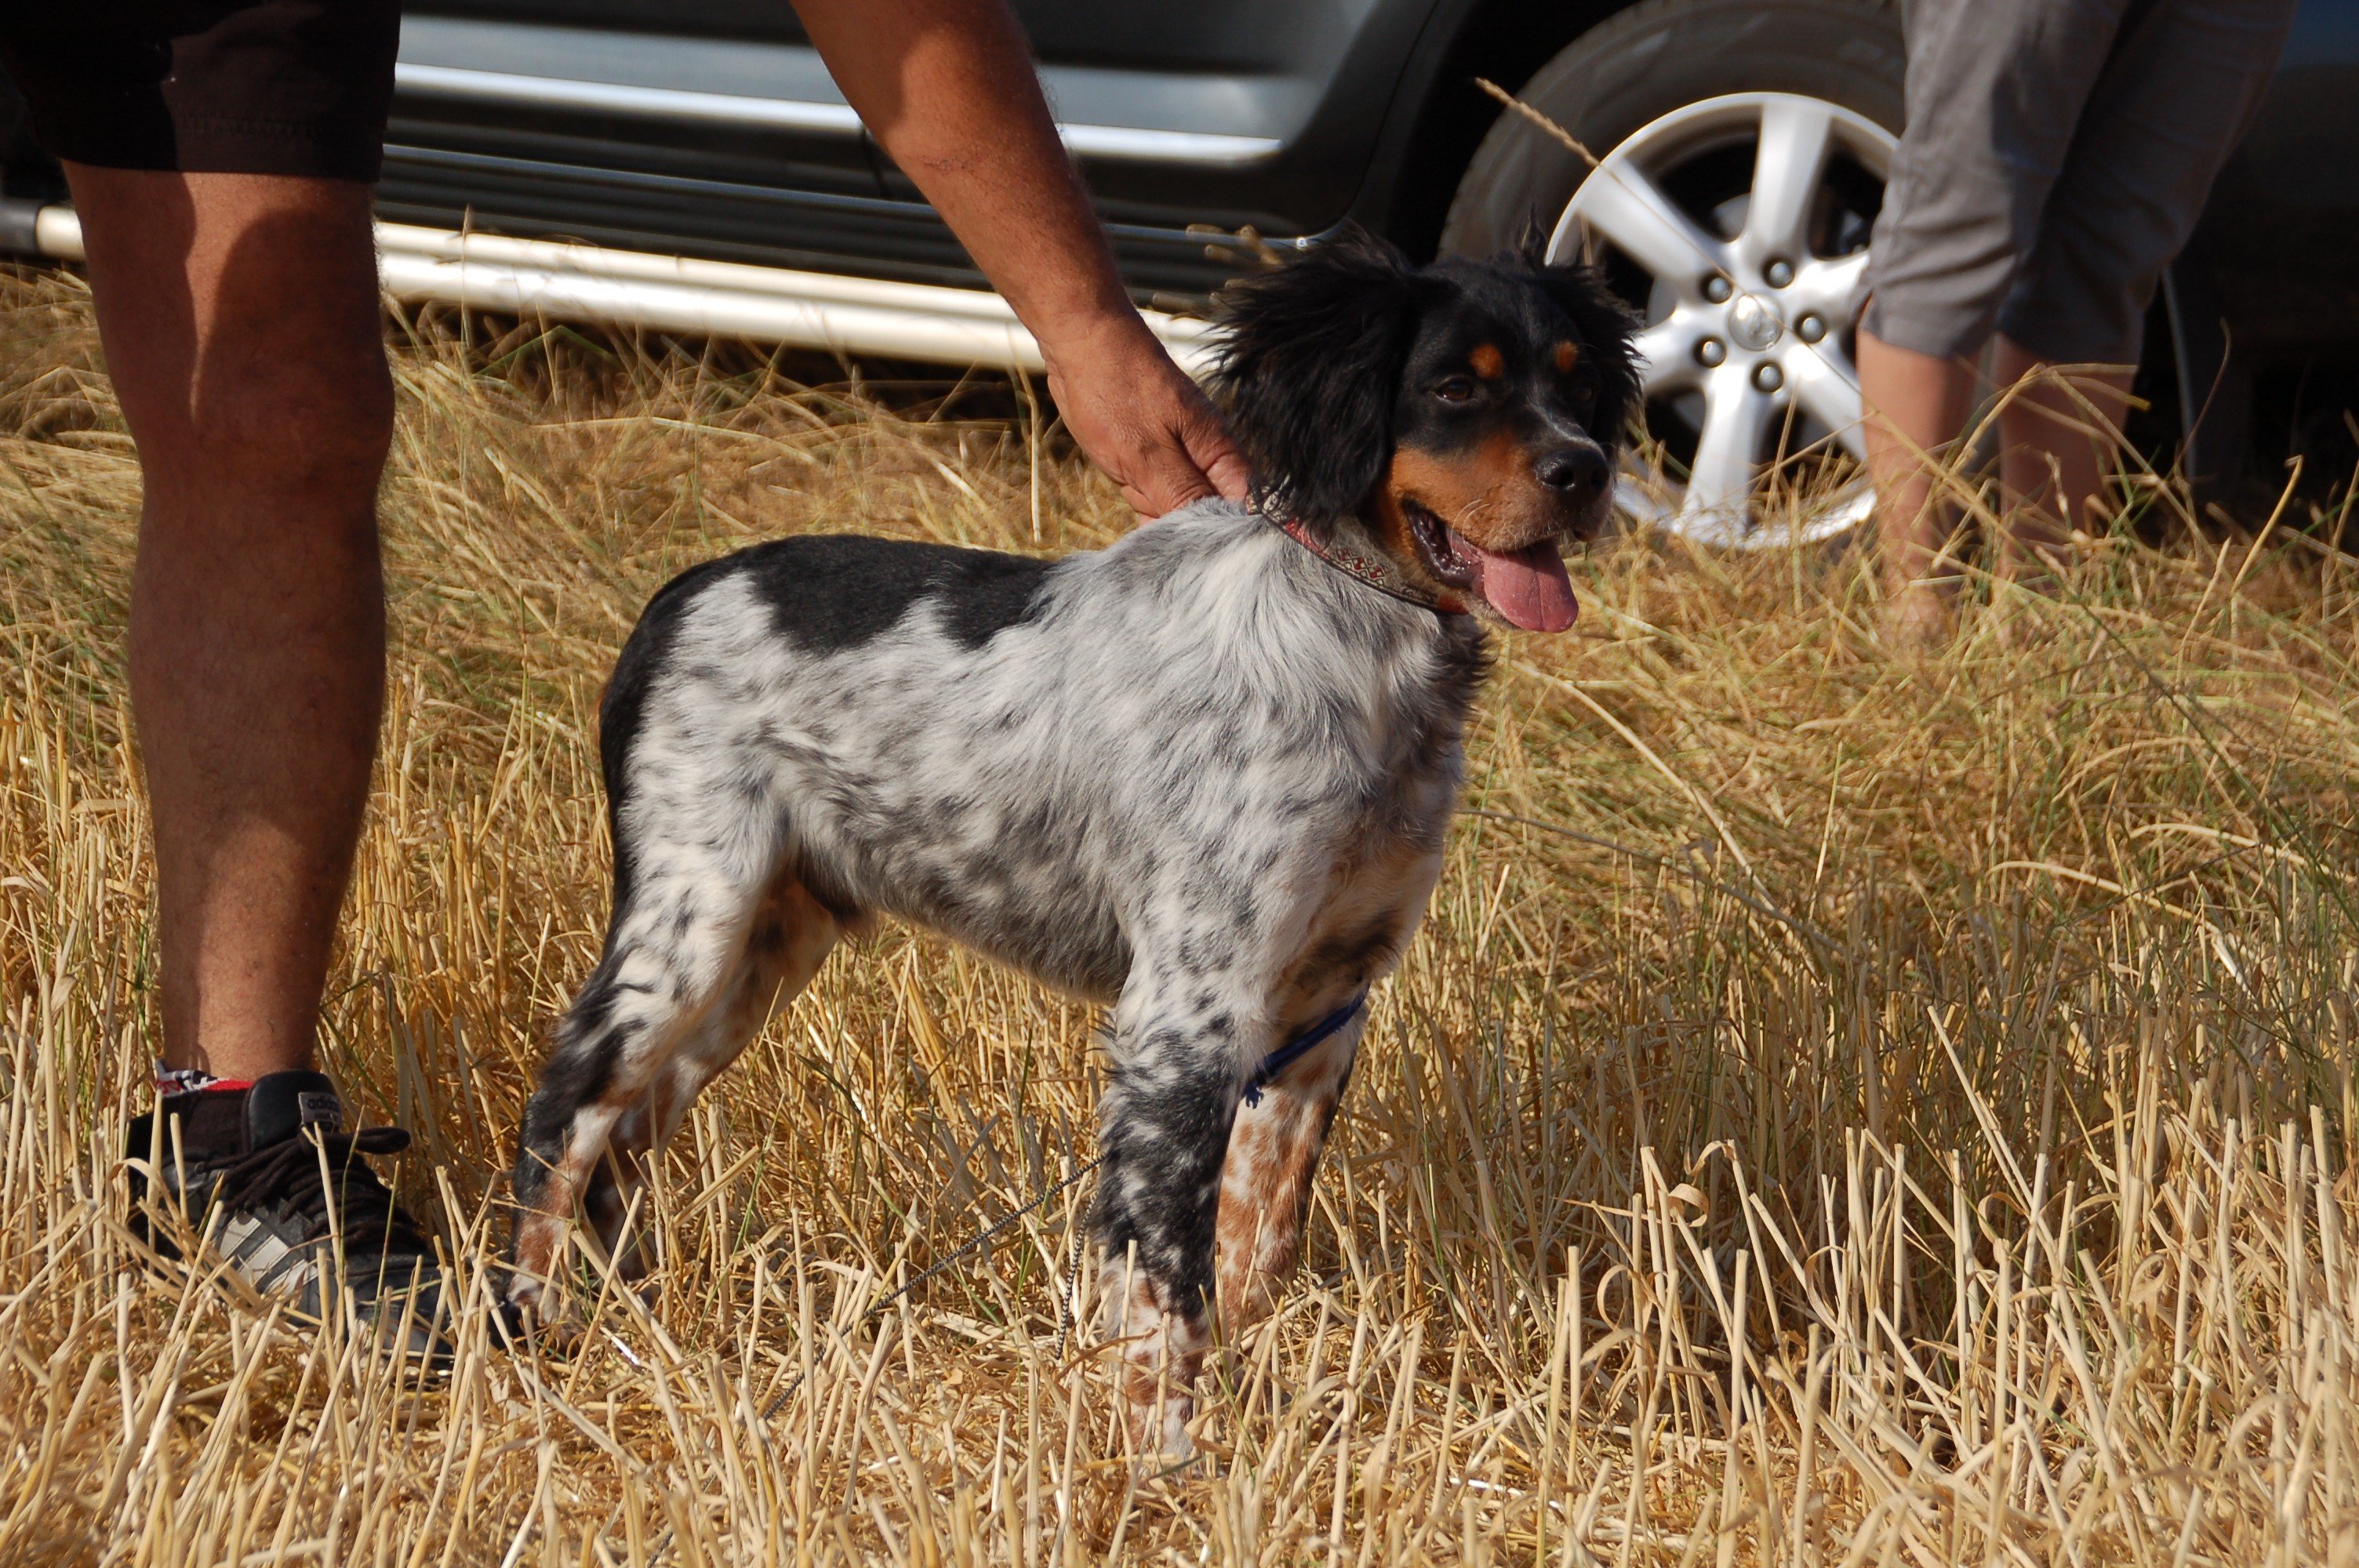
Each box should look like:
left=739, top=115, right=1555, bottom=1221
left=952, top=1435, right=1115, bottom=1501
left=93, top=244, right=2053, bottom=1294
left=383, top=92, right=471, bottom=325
left=416, top=0, right=809, bottom=42
left=389, top=0, right=1445, bottom=299
left=388, top=16, right=878, bottom=199
left=867, top=0, right=1451, bottom=292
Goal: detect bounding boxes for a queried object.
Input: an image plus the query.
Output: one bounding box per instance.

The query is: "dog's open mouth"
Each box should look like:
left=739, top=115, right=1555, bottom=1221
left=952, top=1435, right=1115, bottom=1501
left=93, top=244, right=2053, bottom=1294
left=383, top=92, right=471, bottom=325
left=1402, top=501, right=1579, bottom=632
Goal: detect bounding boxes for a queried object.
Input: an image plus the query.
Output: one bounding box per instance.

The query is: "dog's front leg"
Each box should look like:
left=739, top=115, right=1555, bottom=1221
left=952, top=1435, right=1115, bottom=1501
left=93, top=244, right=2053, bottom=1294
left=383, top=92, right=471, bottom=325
left=1216, top=1001, right=1365, bottom=1332
left=1092, top=975, right=1264, bottom=1464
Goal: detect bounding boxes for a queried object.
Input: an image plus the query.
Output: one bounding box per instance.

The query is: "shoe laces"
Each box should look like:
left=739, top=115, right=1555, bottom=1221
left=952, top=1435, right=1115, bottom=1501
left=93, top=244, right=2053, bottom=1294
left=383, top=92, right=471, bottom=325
left=209, top=1123, right=434, bottom=1263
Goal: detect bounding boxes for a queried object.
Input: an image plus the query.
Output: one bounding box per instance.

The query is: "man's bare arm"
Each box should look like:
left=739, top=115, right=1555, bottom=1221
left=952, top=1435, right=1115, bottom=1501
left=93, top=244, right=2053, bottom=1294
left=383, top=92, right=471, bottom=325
left=791, top=0, right=1249, bottom=517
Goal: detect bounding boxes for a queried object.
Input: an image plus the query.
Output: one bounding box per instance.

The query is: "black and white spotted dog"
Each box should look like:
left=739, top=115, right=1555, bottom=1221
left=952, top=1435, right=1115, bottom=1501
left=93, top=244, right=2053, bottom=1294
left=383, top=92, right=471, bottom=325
left=505, top=233, right=1639, bottom=1456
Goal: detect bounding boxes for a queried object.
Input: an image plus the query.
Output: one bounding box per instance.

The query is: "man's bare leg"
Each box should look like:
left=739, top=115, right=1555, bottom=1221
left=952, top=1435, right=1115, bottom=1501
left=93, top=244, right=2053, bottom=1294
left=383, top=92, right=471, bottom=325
left=1858, top=327, right=1978, bottom=642
left=69, top=168, right=391, bottom=1083
left=1991, top=334, right=2134, bottom=580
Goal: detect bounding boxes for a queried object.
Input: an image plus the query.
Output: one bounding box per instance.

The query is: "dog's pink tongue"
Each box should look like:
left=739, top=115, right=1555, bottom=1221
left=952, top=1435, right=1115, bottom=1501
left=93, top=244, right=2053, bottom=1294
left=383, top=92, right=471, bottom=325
left=1461, top=536, right=1579, bottom=631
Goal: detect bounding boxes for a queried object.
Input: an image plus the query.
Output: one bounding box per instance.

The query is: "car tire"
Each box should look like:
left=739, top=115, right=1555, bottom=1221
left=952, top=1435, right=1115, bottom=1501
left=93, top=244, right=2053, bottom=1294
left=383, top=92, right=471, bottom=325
left=1441, top=0, right=1905, bottom=263
left=1441, top=0, right=1908, bottom=546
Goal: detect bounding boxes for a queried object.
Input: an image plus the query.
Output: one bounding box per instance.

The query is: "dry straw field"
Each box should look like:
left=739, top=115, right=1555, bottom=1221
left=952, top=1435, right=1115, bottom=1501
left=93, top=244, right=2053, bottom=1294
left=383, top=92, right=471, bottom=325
left=1, top=260, right=2357, bottom=1566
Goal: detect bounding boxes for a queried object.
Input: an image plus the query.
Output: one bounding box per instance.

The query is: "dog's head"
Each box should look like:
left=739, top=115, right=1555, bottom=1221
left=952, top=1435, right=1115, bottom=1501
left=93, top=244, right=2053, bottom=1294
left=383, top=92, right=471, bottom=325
left=1211, top=230, right=1641, bottom=632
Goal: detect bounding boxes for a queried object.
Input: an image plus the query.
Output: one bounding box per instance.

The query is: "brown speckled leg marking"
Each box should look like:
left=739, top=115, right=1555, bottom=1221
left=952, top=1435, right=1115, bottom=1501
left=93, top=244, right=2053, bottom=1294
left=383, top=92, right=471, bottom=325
left=1215, top=1017, right=1360, bottom=1332
left=577, top=880, right=841, bottom=1278
left=1096, top=1004, right=1364, bottom=1459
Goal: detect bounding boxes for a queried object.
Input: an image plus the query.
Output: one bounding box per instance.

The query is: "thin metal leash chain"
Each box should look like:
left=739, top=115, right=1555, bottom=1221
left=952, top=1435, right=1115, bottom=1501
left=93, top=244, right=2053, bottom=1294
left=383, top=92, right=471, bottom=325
left=894, top=1152, right=1103, bottom=1349
left=759, top=1153, right=1102, bottom=1421
left=754, top=1001, right=1364, bottom=1419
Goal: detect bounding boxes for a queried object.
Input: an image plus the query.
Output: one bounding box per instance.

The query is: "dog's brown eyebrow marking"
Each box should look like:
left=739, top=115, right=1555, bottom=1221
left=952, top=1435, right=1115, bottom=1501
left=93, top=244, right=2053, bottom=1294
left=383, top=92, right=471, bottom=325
left=1469, top=343, right=1505, bottom=379
left=1554, top=340, right=1580, bottom=372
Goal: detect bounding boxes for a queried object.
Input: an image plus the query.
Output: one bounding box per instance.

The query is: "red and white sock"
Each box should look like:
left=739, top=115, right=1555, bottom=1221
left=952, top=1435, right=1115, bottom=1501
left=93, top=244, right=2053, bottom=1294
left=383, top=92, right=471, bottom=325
left=154, top=1063, right=253, bottom=1098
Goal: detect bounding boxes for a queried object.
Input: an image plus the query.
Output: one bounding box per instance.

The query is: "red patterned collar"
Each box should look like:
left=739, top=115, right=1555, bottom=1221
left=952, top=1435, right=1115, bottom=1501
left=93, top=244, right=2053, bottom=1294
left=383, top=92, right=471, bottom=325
left=1271, top=514, right=1465, bottom=616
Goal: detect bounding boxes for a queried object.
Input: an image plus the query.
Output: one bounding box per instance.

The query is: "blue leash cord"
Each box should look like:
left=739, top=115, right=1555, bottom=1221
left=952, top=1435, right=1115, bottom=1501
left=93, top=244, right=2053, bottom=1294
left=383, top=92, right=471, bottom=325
left=1242, top=991, right=1368, bottom=1107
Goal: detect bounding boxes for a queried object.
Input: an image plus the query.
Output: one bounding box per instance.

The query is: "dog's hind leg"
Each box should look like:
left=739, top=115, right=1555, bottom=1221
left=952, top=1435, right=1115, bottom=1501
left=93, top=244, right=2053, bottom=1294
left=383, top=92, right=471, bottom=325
left=506, top=834, right=787, bottom=1323
left=579, top=877, right=843, bottom=1278
left=1214, top=1003, right=1365, bottom=1334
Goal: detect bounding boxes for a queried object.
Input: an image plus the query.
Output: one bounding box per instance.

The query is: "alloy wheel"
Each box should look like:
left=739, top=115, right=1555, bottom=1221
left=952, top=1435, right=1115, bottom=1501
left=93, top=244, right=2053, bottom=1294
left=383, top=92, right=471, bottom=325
left=1548, top=93, right=1898, bottom=547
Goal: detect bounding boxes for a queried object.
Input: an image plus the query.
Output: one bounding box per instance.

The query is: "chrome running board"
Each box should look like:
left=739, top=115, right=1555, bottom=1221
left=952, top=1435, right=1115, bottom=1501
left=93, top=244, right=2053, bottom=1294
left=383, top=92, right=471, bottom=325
left=0, top=202, right=1217, bottom=376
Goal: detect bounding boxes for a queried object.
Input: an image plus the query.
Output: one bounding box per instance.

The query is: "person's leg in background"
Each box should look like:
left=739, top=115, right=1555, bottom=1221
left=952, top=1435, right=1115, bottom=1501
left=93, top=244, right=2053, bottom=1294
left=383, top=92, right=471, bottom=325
left=1988, top=338, right=2133, bottom=578
left=1857, top=0, right=2129, bottom=638
left=1991, top=0, right=2299, bottom=565
left=70, top=167, right=390, bottom=1087
left=1857, top=333, right=1978, bottom=640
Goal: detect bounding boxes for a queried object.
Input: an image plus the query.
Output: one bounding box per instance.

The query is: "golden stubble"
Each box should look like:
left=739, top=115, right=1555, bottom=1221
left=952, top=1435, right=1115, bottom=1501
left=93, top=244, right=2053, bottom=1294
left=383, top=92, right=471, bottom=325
left=1, top=263, right=2357, bottom=1563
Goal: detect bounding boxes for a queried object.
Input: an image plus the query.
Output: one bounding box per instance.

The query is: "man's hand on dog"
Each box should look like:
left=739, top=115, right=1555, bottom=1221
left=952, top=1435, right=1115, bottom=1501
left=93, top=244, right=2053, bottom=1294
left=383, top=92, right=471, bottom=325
left=788, top=0, right=1247, bottom=521
left=1041, top=313, right=1252, bottom=519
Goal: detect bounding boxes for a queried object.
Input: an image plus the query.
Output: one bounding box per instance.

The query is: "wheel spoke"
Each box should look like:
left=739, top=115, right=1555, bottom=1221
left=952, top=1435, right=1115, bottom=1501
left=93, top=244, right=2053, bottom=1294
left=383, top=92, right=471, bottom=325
left=1679, top=367, right=1774, bottom=528
left=1787, top=348, right=1867, bottom=459
left=1793, top=250, right=1869, bottom=320
left=1575, top=164, right=1728, bottom=295
left=1630, top=312, right=1702, bottom=387
left=1742, top=97, right=1835, bottom=267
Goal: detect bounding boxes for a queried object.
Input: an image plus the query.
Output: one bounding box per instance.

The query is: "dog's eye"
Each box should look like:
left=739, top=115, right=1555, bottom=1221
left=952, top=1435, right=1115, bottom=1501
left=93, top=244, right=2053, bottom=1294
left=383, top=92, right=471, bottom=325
left=1570, top=380, right=1597, bottom=407
left=1433, top=376, right=1478, bottom=404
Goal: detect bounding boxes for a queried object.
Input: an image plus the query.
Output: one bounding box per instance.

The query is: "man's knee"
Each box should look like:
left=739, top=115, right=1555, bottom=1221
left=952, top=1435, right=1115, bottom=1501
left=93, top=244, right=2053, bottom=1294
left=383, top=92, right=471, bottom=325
left=190, top=349, right=394, bottom=497
left=135, top=320, right=396, bottom=530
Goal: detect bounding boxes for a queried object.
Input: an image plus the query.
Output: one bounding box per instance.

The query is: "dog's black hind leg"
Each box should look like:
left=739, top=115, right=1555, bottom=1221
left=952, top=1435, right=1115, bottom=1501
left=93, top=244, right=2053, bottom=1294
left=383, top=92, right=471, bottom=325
left=506, top=821, right=789, bottom=1321
left=575, top=877, right=843, bottom=1280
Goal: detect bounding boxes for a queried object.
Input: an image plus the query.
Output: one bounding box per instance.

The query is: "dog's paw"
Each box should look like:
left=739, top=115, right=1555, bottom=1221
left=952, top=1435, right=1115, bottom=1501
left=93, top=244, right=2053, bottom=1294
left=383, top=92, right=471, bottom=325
left=1121, top=1391, right=1198, bottom=1473
left=493, top=1272, right=582, bottom=1352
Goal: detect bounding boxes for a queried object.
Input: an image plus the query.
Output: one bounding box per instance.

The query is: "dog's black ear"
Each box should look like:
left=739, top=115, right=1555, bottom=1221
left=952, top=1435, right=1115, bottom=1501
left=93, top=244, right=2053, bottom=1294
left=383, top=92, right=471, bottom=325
left=1534, top=261, right=1645, bottom=443
left=1511, top=230, right=1646, bottom=448
left=1209, top=230, right=1422, bottom=527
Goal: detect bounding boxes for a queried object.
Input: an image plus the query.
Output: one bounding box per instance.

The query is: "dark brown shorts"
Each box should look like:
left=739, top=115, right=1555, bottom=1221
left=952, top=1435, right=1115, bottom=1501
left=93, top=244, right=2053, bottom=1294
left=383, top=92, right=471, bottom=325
left=0, top=0, right=399, bottom=183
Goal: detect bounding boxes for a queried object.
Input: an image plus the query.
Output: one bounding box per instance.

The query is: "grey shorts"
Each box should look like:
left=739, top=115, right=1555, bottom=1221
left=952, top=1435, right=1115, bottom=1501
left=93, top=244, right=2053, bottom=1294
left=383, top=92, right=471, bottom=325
left=1861, top=0, right=2296, bottom=366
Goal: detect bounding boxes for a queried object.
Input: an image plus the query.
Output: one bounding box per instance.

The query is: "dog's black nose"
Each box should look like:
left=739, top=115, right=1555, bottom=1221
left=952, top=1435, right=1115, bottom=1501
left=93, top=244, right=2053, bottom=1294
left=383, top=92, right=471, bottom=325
left=1536, top=446, right=1611, bottom=495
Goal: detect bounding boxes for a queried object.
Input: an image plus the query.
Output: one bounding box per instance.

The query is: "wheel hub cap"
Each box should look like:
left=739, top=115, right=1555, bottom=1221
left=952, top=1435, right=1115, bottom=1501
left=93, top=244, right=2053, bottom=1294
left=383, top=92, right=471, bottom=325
left=1725, top=293, right=1784, bottom=352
